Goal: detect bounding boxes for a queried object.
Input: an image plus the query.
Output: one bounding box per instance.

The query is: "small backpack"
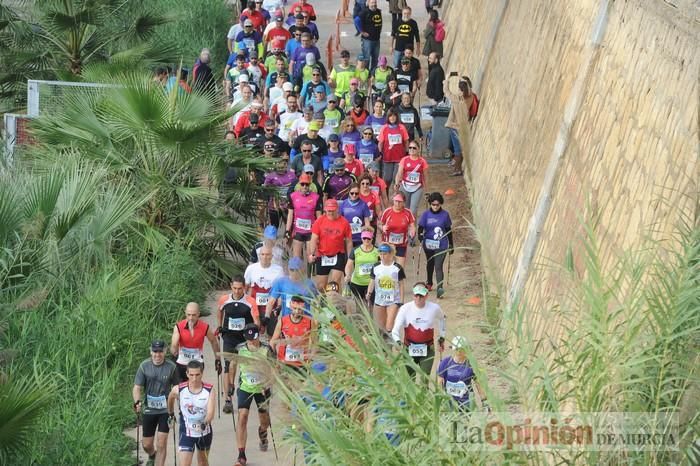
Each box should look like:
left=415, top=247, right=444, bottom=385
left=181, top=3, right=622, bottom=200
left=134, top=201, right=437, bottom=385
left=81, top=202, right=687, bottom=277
left=434, top=21, right=446, bottom=43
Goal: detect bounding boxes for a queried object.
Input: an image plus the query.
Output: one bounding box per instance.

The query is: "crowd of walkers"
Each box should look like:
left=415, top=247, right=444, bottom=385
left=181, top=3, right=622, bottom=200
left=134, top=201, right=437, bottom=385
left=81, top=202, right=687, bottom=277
left=134, top=2, right=487, bottom=465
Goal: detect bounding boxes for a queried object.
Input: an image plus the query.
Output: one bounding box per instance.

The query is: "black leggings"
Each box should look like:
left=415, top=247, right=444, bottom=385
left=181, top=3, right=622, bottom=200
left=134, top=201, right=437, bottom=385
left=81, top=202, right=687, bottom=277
left=424, top=248, right=447, bottom=287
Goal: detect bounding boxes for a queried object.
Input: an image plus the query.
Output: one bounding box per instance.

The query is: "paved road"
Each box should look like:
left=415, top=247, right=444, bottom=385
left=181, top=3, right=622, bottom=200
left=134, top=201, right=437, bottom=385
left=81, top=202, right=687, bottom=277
left=128, top=2, right=441, bottom=465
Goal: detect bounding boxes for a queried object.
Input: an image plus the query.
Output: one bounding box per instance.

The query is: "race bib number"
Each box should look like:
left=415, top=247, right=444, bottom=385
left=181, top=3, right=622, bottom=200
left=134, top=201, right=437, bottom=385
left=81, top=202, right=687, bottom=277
left=370, top=185, right=380, bottom=194
left=359, top=153, right=374, bottom=165
left=387, top=134, right=402, bottom=146
left=284, top=346, right=303, bottom=362
left=425, top=239, right=441, bottom=250
left=326, top=118, right=338, bottom=128
left=350, top=222, right=362, bottom=234
left=295, top=218, right=312, bottom=231
left=189, top=422, right=206, bottom=436
left=375, top=290, right=394, bottom=306
left=388, top=232, right=404, bottom=244
left=244, top=373, right=260, bottom=386
left=358, top=263, right=373, bottom=276
left=228, top=317, right=246, bottom=331
left=321, top=255, right=337, bottom=266
left=406, top=171, right=420, bottom=184
left=146, top=395, right=167, bottom=410
left=408, top=343, right=428, bottom=357
left=372, top=124, right=382, bottom=135
left=243, top=38, right=255, bottom=51
left=398, top=84, right=409, bottom=93
left=445, top=381, right=468, bottom=398
left=180, top=347, right=201, bottom=362
left=400, top=113, right=415, bottom=124
left=256, top=293, right=270, bottom=306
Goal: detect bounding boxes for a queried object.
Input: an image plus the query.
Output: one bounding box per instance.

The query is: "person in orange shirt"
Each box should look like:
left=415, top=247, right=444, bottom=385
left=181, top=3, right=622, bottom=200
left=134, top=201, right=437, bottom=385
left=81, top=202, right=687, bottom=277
left=269, top=295, right=317, bottom=370
left=308, top=199, right=353, bottom=290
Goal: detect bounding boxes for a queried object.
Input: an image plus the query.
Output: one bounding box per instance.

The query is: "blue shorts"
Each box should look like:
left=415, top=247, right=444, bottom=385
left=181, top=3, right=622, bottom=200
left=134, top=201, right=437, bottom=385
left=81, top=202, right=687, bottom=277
left=395, top=246, right=407, bottom=258
left=178, top=426, right=212, bottom=452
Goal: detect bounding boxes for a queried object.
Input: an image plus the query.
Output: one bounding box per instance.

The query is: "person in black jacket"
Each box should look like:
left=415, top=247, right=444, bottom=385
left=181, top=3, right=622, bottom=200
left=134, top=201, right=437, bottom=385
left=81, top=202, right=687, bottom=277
left=359, top=0, right=383, bottom=72
left=395, top=92, right=423, bottom=142
left=192, top=48, right=216, bottom=93
left=426, top=52, right=445, bottom=103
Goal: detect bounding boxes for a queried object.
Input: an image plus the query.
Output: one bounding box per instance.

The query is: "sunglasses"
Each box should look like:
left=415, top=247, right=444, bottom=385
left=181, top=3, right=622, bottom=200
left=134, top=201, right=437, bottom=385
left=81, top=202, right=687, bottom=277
left=408, top=146, right=419, bottom=150
left=295, top=33, right=301, bottom=36
left=349, top=191, right=359, bottom=196
left=300, top=183, right=310, bottom=186
left=360, top=181, right=370, bottom=185
left=363, top=132, right=373, bottom=136
left=265, top=128, right=274, bottom=132
left=301, top=149, right=312, bottom=153
left=431, top=202, right=441, bottom=207
left=362, top=237, right=373, bottom=241
left=312, top=73, right=320, bottom=76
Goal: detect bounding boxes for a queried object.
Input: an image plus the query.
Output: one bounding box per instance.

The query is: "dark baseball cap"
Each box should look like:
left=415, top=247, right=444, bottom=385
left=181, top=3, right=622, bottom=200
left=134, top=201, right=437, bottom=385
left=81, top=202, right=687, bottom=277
left=243, top=323, right=260, bottom=340
left=151, top=340, right=165, bottom=352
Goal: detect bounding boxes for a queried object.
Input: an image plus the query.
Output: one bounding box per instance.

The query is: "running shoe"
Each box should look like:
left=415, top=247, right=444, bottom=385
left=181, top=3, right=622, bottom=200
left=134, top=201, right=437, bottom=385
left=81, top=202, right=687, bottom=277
left=437, top=286, right=445, bottom=298
left=259, top=426, right=269, bottom=451
left=235, top=456, right=247, bottom=466
left=426, top=283, right=433, bottom=291
left=223, top=399, right=233, bottom=414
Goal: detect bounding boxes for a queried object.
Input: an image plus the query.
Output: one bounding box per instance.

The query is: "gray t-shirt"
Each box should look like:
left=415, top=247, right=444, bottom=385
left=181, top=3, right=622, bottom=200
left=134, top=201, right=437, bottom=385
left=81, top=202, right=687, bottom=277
left=134, top=359, right=178, bottom=414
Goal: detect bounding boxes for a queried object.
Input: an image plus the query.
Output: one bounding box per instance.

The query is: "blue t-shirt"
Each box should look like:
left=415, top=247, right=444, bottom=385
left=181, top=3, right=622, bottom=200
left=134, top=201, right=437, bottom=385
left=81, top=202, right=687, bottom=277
left=340, top=131, right=361, bottom=155
left=437, top=356, right=475, bottom=406
left=365, top=114, right=386, bottom=136
left=418, top=208, right=452, bottom=251
left=321, top=149, right=343, bottom=172
left=269, top=276, right=317, bottom=316
left=339, top=199, right=371, bottom=243
left=356, top=139, right=380, bottom=166
left=285, top=38, right=301, bottom=59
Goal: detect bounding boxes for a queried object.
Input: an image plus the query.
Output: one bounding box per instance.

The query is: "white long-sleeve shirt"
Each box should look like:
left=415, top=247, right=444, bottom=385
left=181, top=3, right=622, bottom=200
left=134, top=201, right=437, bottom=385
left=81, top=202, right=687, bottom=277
left=391, top=301, right=446, bottom=345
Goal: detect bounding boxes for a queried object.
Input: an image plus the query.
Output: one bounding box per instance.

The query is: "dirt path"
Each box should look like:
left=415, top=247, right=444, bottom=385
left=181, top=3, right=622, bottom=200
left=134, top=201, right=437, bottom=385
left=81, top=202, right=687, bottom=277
left=126, top=1, right=508, bottom=464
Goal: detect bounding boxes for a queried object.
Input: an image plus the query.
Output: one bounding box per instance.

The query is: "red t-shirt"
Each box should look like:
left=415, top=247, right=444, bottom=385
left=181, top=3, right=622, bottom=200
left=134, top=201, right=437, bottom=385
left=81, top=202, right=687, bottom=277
left=378, top=124, right=409, bottom=163
left=399, top=156, right=428, bottom=190
left=290, top=2, right=317, bottom=19
left=311, top=215, right=352, bottom=256
left=359, top=190, right=380, bottom=220
left=380, top=207, right=415, bottom=247
left=240, top=11, right=267, bottom=33
left=266, top=27, right=291, bottom=48
left=344, top=158, right=364, bottom=178
left=371, top=177, right=387, bottom=197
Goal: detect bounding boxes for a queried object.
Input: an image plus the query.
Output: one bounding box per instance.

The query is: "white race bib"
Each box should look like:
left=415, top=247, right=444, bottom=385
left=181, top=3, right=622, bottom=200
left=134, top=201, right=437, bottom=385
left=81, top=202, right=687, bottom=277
left=372, top=124, right=382, bottom=135
left=400, top=113, right=415, bottom=124
left=359, top=153, right=374, bottom=165
left=387, top=134, right=402, bottom=146
left=295, top=217, right=312, bottom=231
left=228, top=317, right=246, bottom=331
left=256, top=293, right=270, bottom=306
left=321, top=255, right=337, bottom=266
left=189, top=421, right=206, bottom=435
left=398, top=84, right=409, bottom=93
left=180, top=347, right=201, bottom=362
left=146, top=395, right=167, bottom=410
left=358, top=263, right=373, bottom=276
left=375, top=290, right=394, bottom=306
left=244, top=373, right=260, bottom=386
left=284, top=346, right=303, bottom=362
left=425, top=239, right=441, bottom=250
left=326, top=118, right=338, bottom=128
left=350, top=222, right=362, bottom=234
left=406, top=171, right=420, bottom=184
left=408, top=343, right=428, bottom=357
left=388, top=232, right=404, bottom=244
left=445, top=381, right=468, bottom=397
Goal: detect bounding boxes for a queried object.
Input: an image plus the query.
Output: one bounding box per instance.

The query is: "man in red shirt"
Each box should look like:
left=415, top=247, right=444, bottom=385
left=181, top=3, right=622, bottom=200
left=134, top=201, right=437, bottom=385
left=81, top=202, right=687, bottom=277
left=289, top=0, right=317, bottom=21
left=264, top=14, right=291, bottom=51
left=308, top=199, right=353, bottom=290
left=240, top=1, right=267, bottom=34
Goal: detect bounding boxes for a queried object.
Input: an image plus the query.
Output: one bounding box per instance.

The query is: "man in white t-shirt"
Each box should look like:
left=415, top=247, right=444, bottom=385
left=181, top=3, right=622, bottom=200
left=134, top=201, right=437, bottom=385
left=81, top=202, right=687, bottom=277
left=244, top=246, right=285, bottom=312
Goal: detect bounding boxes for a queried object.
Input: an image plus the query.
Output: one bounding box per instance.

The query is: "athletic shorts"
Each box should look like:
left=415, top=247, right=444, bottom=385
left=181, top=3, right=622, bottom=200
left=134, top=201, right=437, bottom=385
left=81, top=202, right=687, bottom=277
left=178, top=429, right=212, bottom=452
left=142, top=413, right=169, bottom=437
left=294, top=232, right=312, bottom=242
left=395, top=246, right=407, bottom=258
left=237, top=387, right=271, bottom=412
left=315, top=253, right=347, bottom=276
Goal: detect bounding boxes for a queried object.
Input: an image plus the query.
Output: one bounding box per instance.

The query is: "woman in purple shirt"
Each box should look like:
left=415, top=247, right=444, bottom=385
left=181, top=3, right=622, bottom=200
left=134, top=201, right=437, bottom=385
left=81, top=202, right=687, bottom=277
left=437, top=336, right=489, bottom=412
left=340, top=117, right=362, bottom=156
left=365, top=100, right=387, bottom=137
left=339, top=183, right=372, bottom=247
left=417, top=192, right=453, bottom=298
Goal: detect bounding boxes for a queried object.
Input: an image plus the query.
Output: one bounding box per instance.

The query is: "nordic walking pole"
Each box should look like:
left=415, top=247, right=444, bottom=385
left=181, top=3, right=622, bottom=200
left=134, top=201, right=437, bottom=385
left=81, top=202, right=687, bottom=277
left=268, top=412, right=280, bottom=461
left=135, top=411, right=140, bottom=466
left=447, top=251, right=451, bottom=286
left=217, top=371, right=221, bottom=419
left=170, top=413, right=178, bottom=466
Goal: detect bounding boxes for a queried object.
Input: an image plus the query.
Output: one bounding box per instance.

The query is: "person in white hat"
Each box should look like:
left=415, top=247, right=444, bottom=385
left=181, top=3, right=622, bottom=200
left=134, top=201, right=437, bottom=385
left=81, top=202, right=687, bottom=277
left=436, top=335, right=489, bottom=411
